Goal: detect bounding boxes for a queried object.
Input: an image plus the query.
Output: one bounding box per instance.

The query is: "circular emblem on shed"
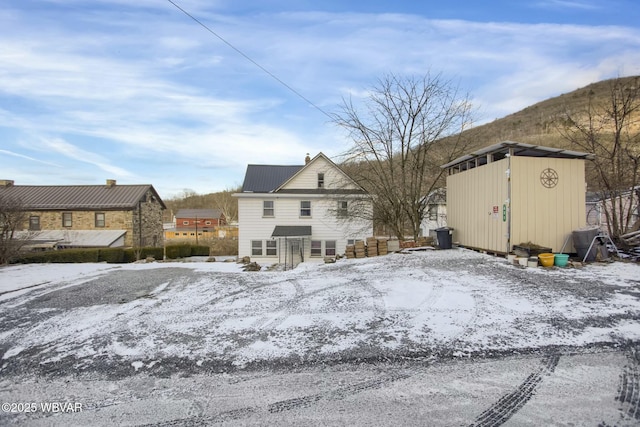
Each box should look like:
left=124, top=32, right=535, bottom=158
left=540, top=168, right=558, bottom=188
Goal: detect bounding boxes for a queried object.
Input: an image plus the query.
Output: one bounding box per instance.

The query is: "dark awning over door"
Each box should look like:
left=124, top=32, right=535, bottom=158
left=271, top=225, right=312, bottom=238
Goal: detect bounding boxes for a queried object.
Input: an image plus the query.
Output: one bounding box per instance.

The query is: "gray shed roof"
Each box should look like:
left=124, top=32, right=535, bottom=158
left=271, top=225, right=312, bottom=237
left=175, top=208, right=223, bottom=219
left=241, top=165, right=304, bottom=193
left=0, top=183, right=166, bottom=210
left=441, top=141, right=594, bottom=170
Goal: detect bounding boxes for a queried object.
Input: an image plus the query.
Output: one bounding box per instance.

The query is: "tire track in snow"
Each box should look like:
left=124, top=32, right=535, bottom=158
left=353, top=278, right=387, bottom=316
left=611, top=345, right=640, bottom=423
left=250, top=279, right=305, bottom=329
left=468, top=353, right=560, bottom=427
left=144, top=370, right=413, bottom=426
left=267, top=371, right=411, bottom=413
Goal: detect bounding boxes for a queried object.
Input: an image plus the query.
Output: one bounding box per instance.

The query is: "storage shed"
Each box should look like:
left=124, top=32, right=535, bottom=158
left=441, top=141, right=594, bottom=255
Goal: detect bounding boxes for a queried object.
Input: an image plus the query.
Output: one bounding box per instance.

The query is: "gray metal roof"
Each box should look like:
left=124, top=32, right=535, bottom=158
left=175, top=208, right=223, bottom=219
left=271, top=225, right=312, bottom=237
left=241, top=165, right=303, bottom=193
left=441, top=141, right=594, bottom=170
left=0, top=184, right=166, bottom=210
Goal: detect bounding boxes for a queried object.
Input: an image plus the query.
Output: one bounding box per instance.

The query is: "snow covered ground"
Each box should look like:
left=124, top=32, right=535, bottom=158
left=1, top=248, right=639, bottom=376
left=1, top=248, right=640, bottom=426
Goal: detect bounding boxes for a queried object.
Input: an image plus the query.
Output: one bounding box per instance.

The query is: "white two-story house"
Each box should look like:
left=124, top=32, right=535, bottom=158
left=234, top=153, right=372, bottom=266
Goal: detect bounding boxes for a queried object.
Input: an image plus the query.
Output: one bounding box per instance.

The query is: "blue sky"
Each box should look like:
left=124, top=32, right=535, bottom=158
left=1, top=0, right=639, bottom=197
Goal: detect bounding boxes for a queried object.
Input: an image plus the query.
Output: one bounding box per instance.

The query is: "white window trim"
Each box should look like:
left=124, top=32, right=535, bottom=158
left=263, top=200, right=275, bottom=217
left=300, top=200, right=311, bottom=218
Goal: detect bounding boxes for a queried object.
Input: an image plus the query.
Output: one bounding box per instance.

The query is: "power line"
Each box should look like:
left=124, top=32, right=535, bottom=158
left=166, top=0, right=332, bottom=119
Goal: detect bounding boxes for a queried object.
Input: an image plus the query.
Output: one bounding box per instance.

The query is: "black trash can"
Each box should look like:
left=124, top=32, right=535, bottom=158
left=435, top=227, right=453, bottom=249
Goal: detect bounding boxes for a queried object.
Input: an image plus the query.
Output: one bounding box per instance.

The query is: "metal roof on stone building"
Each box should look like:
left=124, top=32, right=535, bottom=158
left=0, top=181, right=166, bottom=210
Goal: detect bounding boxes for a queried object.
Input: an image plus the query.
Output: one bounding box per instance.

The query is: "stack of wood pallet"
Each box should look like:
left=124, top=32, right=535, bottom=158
left=417, top=236, right=435, bottom=247
left=378, top=239, right=388, bottom=255
left=354, top=240, right=366, bottom=258
left=345, top=245, right=356, bottom=259
left=366, top=237, right=378, bottom=257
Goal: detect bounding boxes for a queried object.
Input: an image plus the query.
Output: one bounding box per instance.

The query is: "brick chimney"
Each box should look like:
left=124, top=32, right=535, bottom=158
left=0, top=180, right=14, bottom=187
left=305, top=153, right=311, bottom=164
left=106, top=179, right=117, bottom=188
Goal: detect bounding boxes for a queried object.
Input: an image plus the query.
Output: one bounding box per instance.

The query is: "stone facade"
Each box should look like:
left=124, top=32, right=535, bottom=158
left=131, top=189, right=165, bottom=247
left=25, top=189, right=164, bottom=248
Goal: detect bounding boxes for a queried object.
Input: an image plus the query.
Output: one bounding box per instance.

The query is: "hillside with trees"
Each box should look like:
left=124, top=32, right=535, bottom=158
left=166, top=76, right=639, bottom=242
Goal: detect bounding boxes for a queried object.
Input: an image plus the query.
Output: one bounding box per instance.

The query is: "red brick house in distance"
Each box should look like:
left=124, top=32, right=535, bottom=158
left=164, top=209, right=231, bottom=242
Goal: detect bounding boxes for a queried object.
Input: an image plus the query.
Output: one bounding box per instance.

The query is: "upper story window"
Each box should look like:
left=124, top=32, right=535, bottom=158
left=300, top=201, right=311, bottom=217
left=183, top=221, right=189, bottom=225
left=317, top=173, right=325, bottom=188
left=95, top=212, right=105, bottom=227
left=263, top=200, right=274, bottom=217
left=62, top=212, right=72, bottom=228
left=29, top=216, right=40, bottom=231
left=205, top=221, right=212, bottom=225
left=337, top=201, right=348, bottom=218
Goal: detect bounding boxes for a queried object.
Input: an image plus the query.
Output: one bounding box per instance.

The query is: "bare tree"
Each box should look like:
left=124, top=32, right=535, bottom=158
left=333, top=72, right=474, bottom=240
left=210, top=186, right=241, bottom=224
left=558, top=76, right=640, bottom=241
left=0, top=195, right=30, bottom=264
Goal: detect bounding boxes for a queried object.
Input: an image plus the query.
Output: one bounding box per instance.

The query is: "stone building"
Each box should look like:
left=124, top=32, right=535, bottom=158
left=0, top=179, right=166, bottom=248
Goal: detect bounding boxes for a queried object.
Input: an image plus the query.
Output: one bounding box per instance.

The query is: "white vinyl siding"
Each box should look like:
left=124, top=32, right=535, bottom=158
left=283, top=156, right=359, bottom=191
left=235, top=154, right=372, bottom=262
left=236, top=194, right=372, bottom=262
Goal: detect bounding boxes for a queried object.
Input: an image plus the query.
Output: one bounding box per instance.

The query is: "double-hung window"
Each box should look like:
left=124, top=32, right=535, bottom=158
left=62, top=212, right=72, bottom=227
left=95, top=212, right=105, bottom=227
left=251, top=240, right=263, bottom=256
left=29, top=216, right=40, bottom=231
left=317, top=173, right=325, bottom=188
left=325, top=241, right=336, bottom=256
left=266, top=240, right=277, bottom=256
left=263, top=200, right=274, bottom=217
left=300, top=201, right=311, bottom=217
left=337, top=201, right=348, bottom=218
left=311, top=240, right=322, bottom=257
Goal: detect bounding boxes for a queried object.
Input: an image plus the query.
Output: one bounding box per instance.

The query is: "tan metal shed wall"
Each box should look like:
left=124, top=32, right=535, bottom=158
left=510, top=156, right=586, bottom=253
left=447, top=159, right=509, bottom=253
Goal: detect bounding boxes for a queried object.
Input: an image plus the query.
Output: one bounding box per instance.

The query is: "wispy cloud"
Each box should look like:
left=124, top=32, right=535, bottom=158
left=0, top=149, right=60, bottom=167
left=39, top=138, right=134, bottom=178
left=532, top=0, right=600, bottom=11
left=1, top=2, right=639, bottom=194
